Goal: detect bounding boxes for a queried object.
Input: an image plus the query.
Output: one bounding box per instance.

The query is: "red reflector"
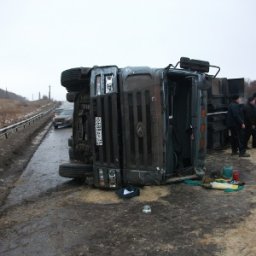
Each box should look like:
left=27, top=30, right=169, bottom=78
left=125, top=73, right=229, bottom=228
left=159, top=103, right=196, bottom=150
left=200, top=123, right=206, bottom=133
left=200, top=138, right=206, bottom=149
left=201, top=109, right=206, bottom=118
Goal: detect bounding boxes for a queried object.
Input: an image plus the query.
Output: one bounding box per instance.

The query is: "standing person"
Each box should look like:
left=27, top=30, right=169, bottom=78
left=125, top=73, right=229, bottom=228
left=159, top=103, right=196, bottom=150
left=244, top=96, right=256, bottom=149
left=252, top=92, right=256, bottom=147
left=226, top=95, right=250, bottom=157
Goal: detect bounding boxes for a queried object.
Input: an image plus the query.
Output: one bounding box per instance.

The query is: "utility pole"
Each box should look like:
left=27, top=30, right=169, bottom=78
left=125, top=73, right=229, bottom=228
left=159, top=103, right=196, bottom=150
left=39, top=92, right=41, bottom=100
left=48, top=85, right=51, bottom=100
left=5, top=88, right=8, bottom=98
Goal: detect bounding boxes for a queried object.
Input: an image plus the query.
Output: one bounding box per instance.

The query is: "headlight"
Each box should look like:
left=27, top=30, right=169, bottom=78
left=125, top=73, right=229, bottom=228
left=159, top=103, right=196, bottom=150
left=108, top=169, right=117, bottom=188
left=96, top=75, right=101, bottom=95
left=105, top=75, right=113, bottom=93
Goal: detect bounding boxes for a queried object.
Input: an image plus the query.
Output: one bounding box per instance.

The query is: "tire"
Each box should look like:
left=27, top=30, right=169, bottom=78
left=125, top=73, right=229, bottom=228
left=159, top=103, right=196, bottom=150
left=54, top=125, right=58, bottom=129
left=59, top=163, right=93, bottom=179
left=68, top=137, right=73, bottom=147
left=61, top=67, right=91, bottom=92
left=66, top=92, right=78, bottom=102
left=69, top=148, right=74, bottom=160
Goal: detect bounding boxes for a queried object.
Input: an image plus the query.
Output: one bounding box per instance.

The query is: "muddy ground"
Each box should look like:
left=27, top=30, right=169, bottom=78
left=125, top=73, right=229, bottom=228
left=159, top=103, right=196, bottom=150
left=1, top=125, right=256, bottom=255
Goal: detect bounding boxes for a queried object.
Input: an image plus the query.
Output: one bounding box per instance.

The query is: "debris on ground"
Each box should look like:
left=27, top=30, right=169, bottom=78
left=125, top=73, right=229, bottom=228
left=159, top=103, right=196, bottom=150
left=184, top=165, right=245, bottom=192
left=116, top=185, right=140, bottom=199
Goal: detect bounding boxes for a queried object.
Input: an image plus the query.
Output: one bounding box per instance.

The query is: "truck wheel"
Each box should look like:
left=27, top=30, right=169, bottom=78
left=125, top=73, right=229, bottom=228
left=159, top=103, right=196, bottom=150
left=68, top=137, right=73, bottom=147
left=66, top=92, right=78, bottom=102
left=61, top=67, right=91, bottom=92
left=69, top=148, right=74, bottom=160
left=59, top=163, right=93, bottom=179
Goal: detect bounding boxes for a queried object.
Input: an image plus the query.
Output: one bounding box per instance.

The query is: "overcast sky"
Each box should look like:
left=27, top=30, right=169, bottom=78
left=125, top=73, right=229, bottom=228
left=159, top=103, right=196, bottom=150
left=0, top=0, right=255, bottom=101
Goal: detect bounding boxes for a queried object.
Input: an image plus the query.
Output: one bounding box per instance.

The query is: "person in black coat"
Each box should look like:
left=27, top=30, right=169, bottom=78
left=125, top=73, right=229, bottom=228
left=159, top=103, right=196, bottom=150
left=244, top=96, right=256, bottom=149
left=226, top=95, right=250, bottom=157
left=252, top=92, right=256, bottom=147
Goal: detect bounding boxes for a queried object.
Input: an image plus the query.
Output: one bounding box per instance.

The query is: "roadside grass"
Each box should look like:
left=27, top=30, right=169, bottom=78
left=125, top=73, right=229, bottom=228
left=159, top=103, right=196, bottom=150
left=0, top=99, right=51, bottom=128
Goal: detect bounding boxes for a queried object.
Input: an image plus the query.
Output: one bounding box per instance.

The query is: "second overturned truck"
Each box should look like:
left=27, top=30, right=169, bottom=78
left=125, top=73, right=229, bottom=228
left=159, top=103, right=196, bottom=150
left=59, top=57, right=224, bottom=188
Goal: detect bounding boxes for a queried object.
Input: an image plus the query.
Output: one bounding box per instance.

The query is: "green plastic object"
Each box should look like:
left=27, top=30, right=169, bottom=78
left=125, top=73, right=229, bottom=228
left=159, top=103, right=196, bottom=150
left=222, top=166, right=233, bottom=179
left=183, top=180, right=202, bottom=186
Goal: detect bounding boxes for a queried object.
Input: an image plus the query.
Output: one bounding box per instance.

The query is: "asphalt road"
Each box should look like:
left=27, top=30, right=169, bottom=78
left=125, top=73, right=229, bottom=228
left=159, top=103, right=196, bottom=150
left=1, top=126, right=256, bottom=256
left=4, top=127, right=72, bottom=208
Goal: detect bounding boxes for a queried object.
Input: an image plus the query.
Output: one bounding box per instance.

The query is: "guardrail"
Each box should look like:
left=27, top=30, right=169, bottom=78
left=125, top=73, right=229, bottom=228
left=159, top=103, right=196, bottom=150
left=0, top=108, right=53, bottom=139
left=207, top=111, right=227, bottom=116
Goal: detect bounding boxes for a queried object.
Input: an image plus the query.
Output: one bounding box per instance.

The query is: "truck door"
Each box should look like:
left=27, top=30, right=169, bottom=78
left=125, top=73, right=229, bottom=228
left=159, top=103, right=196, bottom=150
left=165, top=74, right=194, bottom=176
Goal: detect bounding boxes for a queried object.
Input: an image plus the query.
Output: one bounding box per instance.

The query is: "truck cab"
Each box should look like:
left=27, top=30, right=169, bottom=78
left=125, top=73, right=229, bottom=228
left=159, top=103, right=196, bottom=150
left=59, top=57, right=219, bottom=188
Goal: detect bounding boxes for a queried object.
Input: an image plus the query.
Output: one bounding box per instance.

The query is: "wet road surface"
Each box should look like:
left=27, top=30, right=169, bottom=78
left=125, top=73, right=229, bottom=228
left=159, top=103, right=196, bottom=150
left=4, top=127, right=72, bottom=207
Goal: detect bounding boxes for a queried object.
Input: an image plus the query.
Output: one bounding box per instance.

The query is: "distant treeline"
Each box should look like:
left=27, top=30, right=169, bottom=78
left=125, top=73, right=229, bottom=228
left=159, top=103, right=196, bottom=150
left=0, top=88, right=27, bottom=101
left=246, top=80, right=256, bottom=97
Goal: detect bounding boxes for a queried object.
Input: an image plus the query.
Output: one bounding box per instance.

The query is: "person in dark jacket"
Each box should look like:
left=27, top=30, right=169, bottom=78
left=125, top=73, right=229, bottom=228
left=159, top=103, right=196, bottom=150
left=244, top=96, right=256, bottom=149
left=252, top=92, right=256, bottom=147
left=226, top=95, right=250, bottom=157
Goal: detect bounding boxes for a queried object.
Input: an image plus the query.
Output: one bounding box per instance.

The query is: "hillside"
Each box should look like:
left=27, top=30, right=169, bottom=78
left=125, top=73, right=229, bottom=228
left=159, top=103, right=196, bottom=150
left=0, top=88, right=27, bottom=101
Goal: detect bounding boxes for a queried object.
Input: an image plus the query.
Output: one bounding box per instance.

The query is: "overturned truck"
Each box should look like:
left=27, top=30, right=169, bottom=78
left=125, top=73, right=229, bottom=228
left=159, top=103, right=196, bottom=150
left=59, top=57, right=243, bottom=189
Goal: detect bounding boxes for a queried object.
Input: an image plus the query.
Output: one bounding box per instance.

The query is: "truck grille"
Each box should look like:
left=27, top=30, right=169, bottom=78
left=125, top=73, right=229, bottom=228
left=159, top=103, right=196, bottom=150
left=92, top=94, right=120, bottom=167
left=123, top=90, right=152, bottom=168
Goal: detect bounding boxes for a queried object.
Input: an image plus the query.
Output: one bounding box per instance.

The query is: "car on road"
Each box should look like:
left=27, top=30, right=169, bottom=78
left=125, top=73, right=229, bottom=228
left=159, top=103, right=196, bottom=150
left=53, top=108, right=73, bottom=129
left=54, top=108, right=63, bottom=116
